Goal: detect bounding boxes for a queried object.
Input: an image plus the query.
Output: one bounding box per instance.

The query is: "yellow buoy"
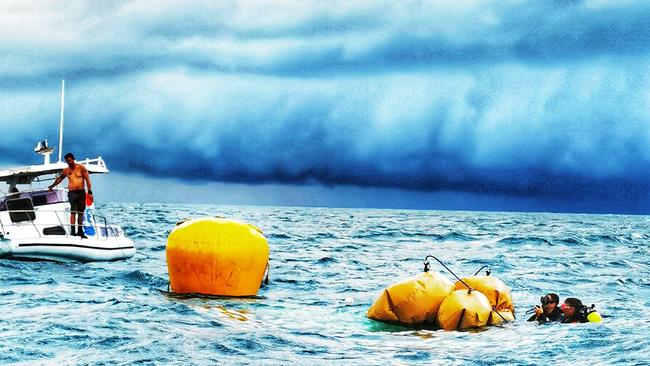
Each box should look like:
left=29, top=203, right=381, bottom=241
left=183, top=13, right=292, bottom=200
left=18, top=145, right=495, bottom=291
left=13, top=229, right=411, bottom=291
left=367, top=271, right=453, bottom=324
left=436, top=289, right=492, bottom=330
left=453, top=276, right=514, bottom=313
left=166, top=217, right=269, bottom=296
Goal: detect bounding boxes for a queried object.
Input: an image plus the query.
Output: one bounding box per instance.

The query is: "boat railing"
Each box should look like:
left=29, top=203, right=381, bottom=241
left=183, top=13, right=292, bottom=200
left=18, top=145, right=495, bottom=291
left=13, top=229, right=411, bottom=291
left=78, top=156, right=107, bottom=170
left=0, top=208, right=126, bottom=241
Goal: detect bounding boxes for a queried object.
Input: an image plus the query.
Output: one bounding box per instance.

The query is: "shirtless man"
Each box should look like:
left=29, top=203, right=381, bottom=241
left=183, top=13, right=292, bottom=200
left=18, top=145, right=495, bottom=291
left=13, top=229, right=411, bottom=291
left=48, top=152, right=93, bottom=238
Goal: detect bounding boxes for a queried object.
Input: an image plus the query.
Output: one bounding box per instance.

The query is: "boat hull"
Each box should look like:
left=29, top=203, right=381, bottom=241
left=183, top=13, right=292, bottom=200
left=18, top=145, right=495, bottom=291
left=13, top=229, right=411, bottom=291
left=1, top=236, right=135, bottom=262
left=0, top=199, right=135, bottom=263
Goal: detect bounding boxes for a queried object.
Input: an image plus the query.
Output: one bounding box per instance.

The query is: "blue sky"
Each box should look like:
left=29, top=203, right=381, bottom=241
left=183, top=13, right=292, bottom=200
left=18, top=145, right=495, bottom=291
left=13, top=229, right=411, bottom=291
left=1, top=0, right=650, bottom=213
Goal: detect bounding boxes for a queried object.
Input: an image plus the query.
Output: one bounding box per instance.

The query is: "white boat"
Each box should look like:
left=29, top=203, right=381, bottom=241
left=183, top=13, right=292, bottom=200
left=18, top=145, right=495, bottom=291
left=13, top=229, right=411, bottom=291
left=0, top=80, right=135, bottom=262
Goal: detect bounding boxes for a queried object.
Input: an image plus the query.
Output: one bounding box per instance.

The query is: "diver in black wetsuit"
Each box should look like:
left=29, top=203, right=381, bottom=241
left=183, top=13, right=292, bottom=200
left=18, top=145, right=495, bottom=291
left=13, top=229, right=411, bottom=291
left=560, top=297, right=588, bottom=323
left=528, top=293, right=562, bottom=324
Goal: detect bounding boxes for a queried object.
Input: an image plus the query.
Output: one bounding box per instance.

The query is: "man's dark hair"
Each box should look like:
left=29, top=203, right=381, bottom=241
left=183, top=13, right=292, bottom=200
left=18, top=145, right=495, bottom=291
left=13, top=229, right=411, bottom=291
left=546, top=293, right=559, bottom=304
left=64, top=152, right=74, bottom=160
left=564, top=297, right=583, bottom=309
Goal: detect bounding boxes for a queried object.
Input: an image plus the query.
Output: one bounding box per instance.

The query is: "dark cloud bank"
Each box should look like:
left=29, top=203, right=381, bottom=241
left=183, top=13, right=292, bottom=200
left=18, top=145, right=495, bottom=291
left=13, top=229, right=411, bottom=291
left=1, top=1, right=650, bottom=213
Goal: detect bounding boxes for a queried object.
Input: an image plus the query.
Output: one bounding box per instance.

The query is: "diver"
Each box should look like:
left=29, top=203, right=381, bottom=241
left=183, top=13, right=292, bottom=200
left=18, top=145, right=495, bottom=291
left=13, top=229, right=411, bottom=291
left=527, top=293, right=562, bottom=324
left=560, top=297, right=602, bottom=323
left=560, top=297, right=589, bottom=323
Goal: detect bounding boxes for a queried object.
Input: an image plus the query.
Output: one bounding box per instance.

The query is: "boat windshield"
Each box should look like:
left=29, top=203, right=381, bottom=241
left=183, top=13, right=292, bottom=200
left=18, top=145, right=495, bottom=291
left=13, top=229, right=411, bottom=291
left=0, top=189, right=67, bottom=211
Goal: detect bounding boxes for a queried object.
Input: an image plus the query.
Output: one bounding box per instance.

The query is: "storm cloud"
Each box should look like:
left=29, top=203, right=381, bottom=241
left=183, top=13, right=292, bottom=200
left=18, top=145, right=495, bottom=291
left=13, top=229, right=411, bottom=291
left=1, top=0, right=650, bottom=207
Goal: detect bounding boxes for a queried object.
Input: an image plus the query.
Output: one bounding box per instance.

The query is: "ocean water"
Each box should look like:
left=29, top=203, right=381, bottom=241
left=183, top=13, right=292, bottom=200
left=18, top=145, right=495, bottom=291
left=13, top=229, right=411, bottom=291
left=1, top=204, right=649, bottom=365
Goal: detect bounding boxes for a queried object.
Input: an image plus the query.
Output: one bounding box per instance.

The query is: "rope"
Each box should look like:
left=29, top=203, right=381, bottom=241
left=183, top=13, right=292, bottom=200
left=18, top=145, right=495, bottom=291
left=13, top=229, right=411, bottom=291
left=473, top=265, right=491, bottom=276
left=491, top=307, right=509, bottom=323
left=424, top=255, right=472, bottom=292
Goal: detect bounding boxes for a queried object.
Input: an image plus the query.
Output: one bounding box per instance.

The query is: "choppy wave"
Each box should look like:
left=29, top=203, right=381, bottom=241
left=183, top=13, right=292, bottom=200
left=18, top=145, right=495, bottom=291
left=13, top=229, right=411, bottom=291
left=2, top=205, right=650, bottom=365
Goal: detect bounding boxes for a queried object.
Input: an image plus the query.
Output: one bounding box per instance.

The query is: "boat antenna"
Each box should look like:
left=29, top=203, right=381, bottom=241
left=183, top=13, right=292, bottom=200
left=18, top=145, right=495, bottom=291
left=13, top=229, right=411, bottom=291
left=57, top=79, right=65, bottom=163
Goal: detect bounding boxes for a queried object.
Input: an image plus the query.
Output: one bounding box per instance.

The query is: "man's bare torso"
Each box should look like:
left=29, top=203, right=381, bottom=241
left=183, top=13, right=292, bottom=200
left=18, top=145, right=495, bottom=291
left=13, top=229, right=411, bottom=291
left=63, top=164, right=88, bottom=191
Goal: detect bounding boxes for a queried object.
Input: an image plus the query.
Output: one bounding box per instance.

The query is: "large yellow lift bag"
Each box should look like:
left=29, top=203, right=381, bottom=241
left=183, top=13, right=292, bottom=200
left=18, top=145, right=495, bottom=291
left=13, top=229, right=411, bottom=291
left=437, top=289, right=492, bottom=330
left=453, top=276, right=514, bottom=313
left=367, top=272, right=453, bottom=324
left=488, top=309, right=515, bottom=326
left=166, top=217, right=269, bottom=296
